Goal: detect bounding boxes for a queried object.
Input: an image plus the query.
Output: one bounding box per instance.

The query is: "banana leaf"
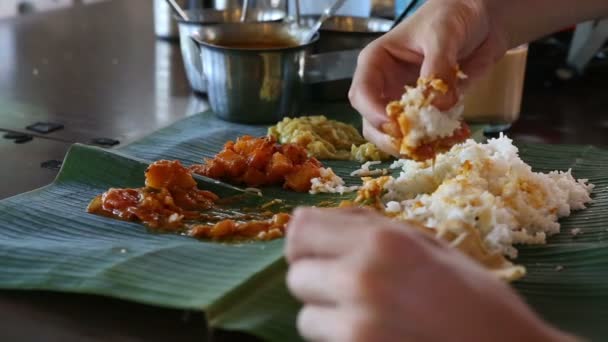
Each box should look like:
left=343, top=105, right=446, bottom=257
left=0, top=109, right=607, bottom=341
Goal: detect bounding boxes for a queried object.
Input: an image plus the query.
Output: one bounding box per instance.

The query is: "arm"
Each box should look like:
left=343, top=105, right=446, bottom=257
left=491, top=0, right=608, bottom=48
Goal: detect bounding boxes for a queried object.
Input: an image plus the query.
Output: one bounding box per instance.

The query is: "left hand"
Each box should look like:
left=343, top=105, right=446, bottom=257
left=348, top=0, right=508, bottom=156
left=285, top=207, right=571, bottom=342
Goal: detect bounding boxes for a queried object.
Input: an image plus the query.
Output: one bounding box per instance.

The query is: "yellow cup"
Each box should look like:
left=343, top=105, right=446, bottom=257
left=463, top=45, right=528, bottom=124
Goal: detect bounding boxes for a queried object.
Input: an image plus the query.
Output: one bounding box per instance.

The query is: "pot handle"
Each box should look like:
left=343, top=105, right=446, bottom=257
left=304, top=49, right=361, bottom=84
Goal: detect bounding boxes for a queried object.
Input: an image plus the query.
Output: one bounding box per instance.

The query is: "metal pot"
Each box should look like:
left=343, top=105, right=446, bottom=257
left=192, top=23, right=317, bottom=123
left=176, top=8, right=286, bottom=94
left=296, top=15, right=393, bottom=52
left=191, top=22, right=360, bottom=123
left=296, top=15, right=393, bottom=100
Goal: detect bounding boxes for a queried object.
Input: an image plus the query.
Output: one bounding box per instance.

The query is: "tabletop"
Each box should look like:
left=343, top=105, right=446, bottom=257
left=0, top=0, right=208, bottom=199
left=0, top=1, right=239, bottom=341
left=0, top=0, right=606, bottom=341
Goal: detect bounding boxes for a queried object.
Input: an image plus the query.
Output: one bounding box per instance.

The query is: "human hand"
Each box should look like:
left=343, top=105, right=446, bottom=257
left=349, top=0, right=508, bottom=154
left=285, top=207, right=573, bottom=342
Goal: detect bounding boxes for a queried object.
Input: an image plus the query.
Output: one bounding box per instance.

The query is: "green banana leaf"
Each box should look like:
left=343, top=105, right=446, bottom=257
left=0, top=109, right=607, bottom=341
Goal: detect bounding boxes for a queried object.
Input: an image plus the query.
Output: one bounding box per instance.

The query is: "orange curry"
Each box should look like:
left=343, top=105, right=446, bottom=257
left=190, top=135, right=322, bottom=192
left=87, top=160, right=290, bottom=241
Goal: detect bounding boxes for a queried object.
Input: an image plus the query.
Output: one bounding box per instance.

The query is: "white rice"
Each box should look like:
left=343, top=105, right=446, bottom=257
left=376, top=135, right=594, bottom=258
left=350, top=161, right=388, bottom=177
left=397, top=84, right=464, bottom=147
left=310, top=168, right=359, bottom=195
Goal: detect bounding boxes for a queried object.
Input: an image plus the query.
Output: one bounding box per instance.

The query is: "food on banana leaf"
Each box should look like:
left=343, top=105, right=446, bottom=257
left=350, top=142, right=391, bottom=163
left=309, top=167, right=359, bottom=195
left=190, top=135, right=357, bottom=193
left=268, top=115, right=390, bottom=162
left=189, top=212, right=290, bottom=240
left=190, top=135, right=323, bottom=192
left=88, top=160, right=218, bottom=229
left=88, top=117, right=593, bottom=282
left=382, top=77, right=470, bottom=161
left=349, top=135, right=594, bottom=280
left=88, top=160, right=290, bottom=241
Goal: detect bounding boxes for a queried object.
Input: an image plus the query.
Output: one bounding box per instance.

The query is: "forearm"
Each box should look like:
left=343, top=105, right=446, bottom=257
left=487, top=0, right=608, bottom=48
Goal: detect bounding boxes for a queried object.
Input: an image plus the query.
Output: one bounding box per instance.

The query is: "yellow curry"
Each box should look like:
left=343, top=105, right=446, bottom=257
left=268, top=115, right=391, bottom=162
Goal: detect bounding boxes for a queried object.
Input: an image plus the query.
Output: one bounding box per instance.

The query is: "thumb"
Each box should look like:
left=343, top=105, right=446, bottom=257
left=419, top=49, right=460, bottom=111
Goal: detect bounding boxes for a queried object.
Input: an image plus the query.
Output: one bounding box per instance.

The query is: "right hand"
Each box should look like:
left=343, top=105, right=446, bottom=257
left=348, top=0, right=509, bottom=155
left=285, top=207, right=576, bottom=342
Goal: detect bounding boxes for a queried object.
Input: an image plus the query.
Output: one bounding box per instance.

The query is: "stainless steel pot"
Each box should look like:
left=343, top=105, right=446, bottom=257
left=176, top=8, right=286, bottom=94
left=297, top=15, right=393, bottom=100
left=296, top=15, right=393, bottom=52
left=193, top=23, right=320, bottom=123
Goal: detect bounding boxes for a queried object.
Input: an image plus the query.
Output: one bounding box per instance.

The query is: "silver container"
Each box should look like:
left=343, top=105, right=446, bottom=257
left=296, top=15, right=393, bottom=52
left=193, top=23, right=318, bottom=123
left=298, top=15, right=393, bottom=100
left=177, top=9, right=285, bottom=94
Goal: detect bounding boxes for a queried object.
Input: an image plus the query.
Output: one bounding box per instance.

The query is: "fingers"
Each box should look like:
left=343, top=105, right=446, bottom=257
left=297, top=306, right=349, bottom=342
left=459, top=32, right=508, bottom=87
left=287, top=259, right=344, bottom=305
left=362, top=119, right=399, bottom=157
left=285, top=208, right=461, bottom=341
left=419, top=51, right=459, bottom=111
left=298, top=305, right=403, bottom=342
left=286, top=207, right=441, bottom=266
left=285, top=207, right=377, bottom=262
left=348, top=46, right=389, bottom=128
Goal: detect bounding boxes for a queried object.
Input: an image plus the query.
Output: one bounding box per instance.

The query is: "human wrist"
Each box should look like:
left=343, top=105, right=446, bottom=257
left=538, top=326, right=582, bottom=342
left=476, top=284, right=581, bottom=342
left=481, top=0, right=515, bottom=49
left=483, top=0, right=608, bottom=49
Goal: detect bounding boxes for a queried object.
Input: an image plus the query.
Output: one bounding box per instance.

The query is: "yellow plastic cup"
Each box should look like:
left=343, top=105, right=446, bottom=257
left=463, top=45, right=529, bottom=124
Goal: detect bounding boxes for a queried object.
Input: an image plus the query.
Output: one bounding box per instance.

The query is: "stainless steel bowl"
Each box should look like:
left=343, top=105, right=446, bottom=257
left=297, top=15, right=393, bottom=100
left=176, top=9, right=285, bottom=94
left=296, top=15, right=393, bottom=52
left=192, top=23, right=318, bottom=124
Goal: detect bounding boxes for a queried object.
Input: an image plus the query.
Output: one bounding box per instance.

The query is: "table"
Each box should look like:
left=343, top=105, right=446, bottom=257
left=0, top=0, right=208, bottom=200
left=0, top=1, right=234, bottom=341
left=0, top=0, right=607, bottom=341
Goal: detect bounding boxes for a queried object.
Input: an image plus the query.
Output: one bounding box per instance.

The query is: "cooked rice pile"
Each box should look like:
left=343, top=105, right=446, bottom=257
left=382, top=78, right=470, bottom=160
left=361, top=135, right=594, bottom=260
left=310, top=167, right=359, bottom=195
left=354, top=135, right=594, bottom=280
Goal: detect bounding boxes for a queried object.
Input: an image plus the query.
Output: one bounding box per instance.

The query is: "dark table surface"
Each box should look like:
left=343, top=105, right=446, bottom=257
left=0, top=0, right=607, bottom=341
left=0, top=0, right=208, bottom=199
left=0, top=1, right=232, bottom=341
